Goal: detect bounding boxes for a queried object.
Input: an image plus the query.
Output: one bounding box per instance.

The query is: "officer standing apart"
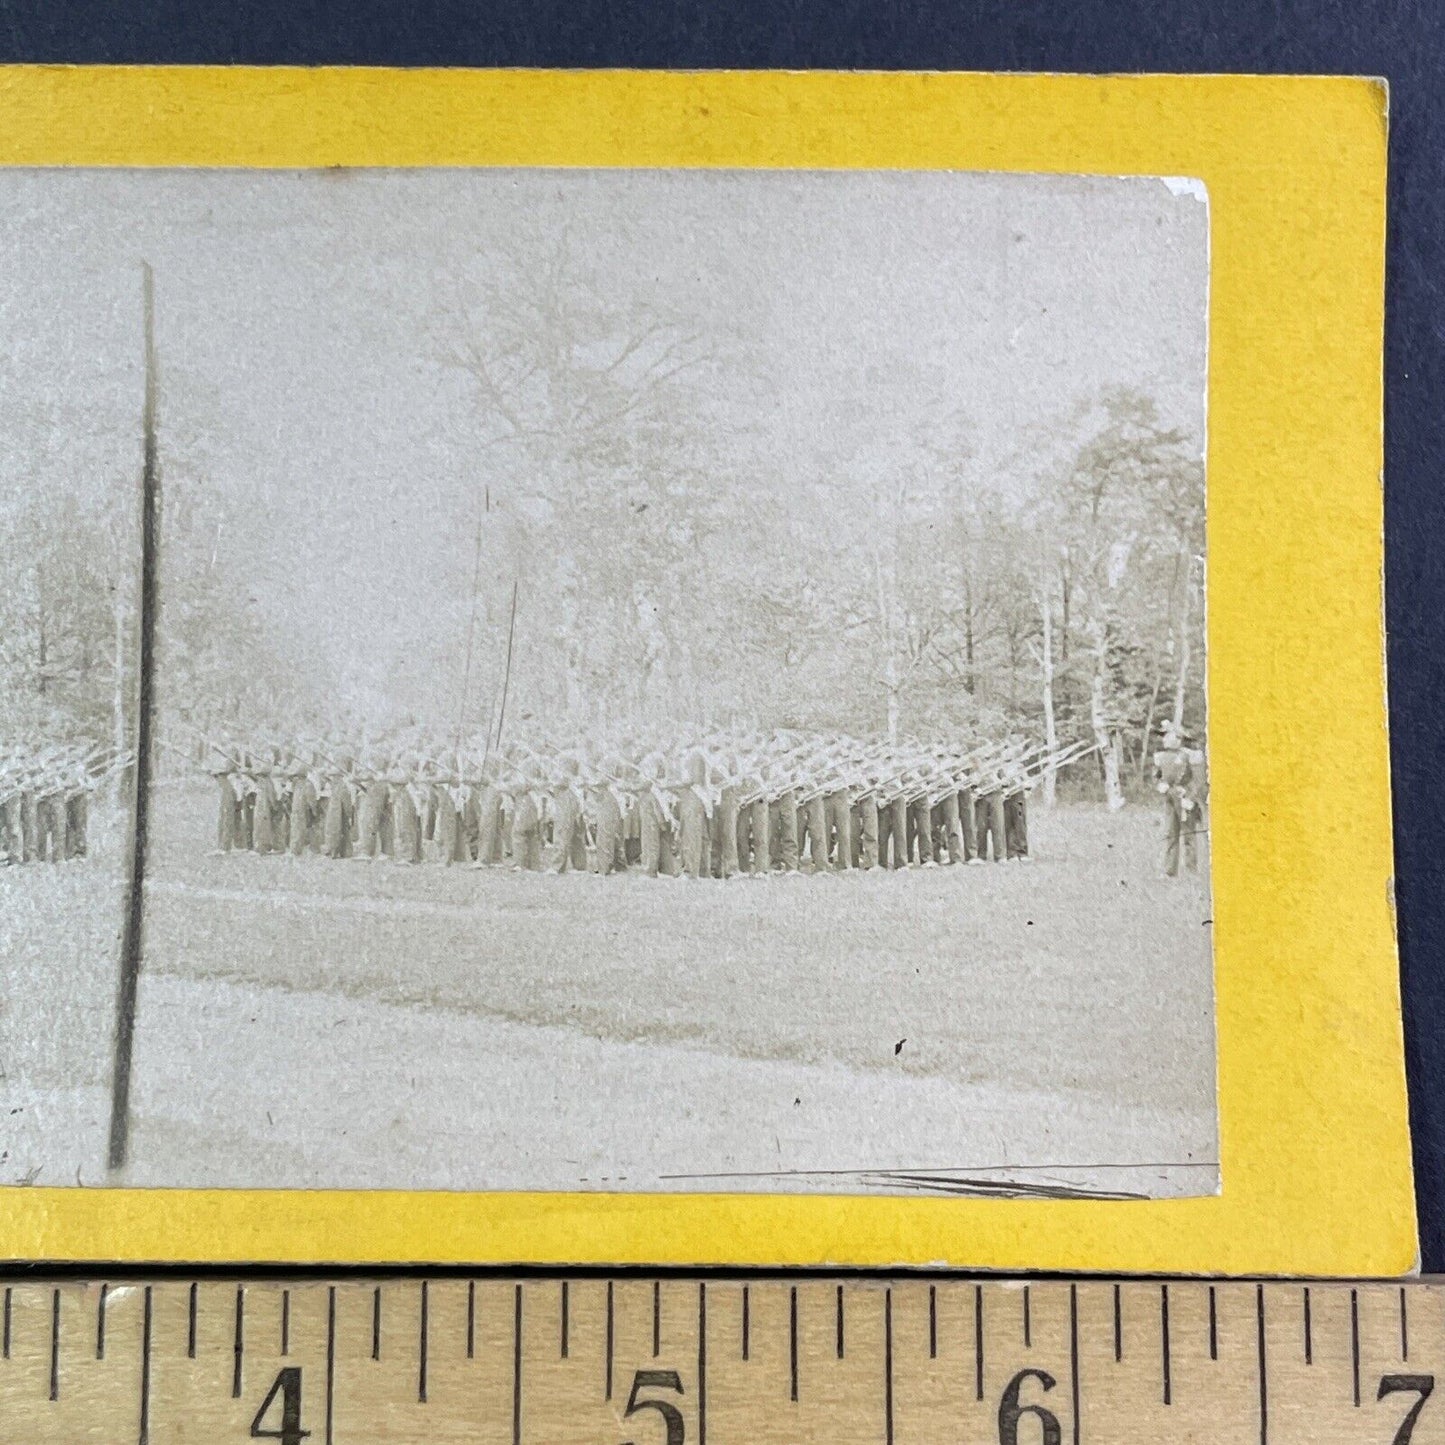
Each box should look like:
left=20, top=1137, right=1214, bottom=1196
left=1153, top=721, right=1201, bottom=877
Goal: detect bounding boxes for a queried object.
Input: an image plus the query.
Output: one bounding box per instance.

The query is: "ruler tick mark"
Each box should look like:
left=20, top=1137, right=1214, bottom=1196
left=325, top=1286, right=336, bottom=1445
left=1400, top=1285, right=1409, bottom=1360
left=372, top=1287, right=382, bottom=1361
left=1024, top=1285, right=1032, bottom=1347
left=698, top=1283, right=708, bottom=1445
left=1113, top=1284, right=1122, bottom=1362
left=975, top=1284, right=984, bottom=1401
left=281, top=1288, right=290, bottom=1357
left=653, top=1280, right=661, bottom=1359
left=1069, top=1284, right=1080, bottom=1445
left=232, top=1286, right=244, bottom=1399
left=1209, top=1286, right=1218, bottom=1360
left=1257, top=1284, right=1268, bottom=1445
left=2, top=1286, right=10, bottom=1358
left=1303, top=1287, right=1312, bottom=1365
left=1161, top=1285, right=1172, bottom=1405
left=512, top=1284, right=522, bottom=1445
left=139, top=1286, right=153, bottom=1445
left=929, top=1284, right=937, bottom=1359
left=419, top=1280, right=429, bottom=1403
left=1351, top=1288, right=1361, bottom=1406
left=468, top=1280, right=476, bottom=1360
left=558, top=1280, right=567, bottom=1359
left=97, top=1281, right=109, bottom=1359
left=789, top=1286, right=799, bottom=1402
left=187, top=1282, right=197, bottom=1359
left=837, top=1284, right=845, bottom=1360
left=49, top=1288, right=60, bottom=1401
left=885, top=1289, right=894, bottom=1445
left=605, top=1281, right=615, bottom=1400
left=741, top=1285, right=750, bottom=1360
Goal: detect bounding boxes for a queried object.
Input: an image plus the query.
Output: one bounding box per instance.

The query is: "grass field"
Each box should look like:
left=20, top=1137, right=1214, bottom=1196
left=3, top=783, right=1217, bottom=1197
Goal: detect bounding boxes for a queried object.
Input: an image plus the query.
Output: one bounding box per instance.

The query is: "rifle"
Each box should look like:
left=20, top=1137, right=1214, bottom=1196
left=1005, top=738, right=1100, bottom=793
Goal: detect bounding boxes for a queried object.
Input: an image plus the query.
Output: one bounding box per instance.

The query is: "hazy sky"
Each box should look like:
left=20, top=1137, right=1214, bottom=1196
left=0, top=168, right=1207, bottom=711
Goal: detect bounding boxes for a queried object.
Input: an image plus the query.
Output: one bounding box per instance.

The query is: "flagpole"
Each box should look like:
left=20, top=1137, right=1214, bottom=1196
left=493, top=579, right=519, bottom=754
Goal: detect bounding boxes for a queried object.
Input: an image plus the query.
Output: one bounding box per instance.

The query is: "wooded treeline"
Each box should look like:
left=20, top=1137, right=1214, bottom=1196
left=1, top=238, right=1205, bottom=808
left=419, top=241, right=1206, bottom=806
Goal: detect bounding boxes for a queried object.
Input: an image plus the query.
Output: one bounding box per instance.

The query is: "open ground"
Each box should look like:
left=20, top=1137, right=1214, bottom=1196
left=1, top=785, right=1216, bottom=1197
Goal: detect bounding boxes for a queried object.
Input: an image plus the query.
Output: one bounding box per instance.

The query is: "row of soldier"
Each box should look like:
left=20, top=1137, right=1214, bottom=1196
left=0, top=742, right=123, bottom=865
left=197, top=729, right=1093, bottom=877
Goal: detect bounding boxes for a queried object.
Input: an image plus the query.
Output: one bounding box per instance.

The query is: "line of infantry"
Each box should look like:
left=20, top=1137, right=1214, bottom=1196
left=193, top=727, right=1098, bottom=876
left=0, top=742, right=126, bottom=865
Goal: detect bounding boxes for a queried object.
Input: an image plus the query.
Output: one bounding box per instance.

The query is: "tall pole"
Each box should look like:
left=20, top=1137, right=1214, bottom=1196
left=493, top=579, right=519, bottom=753
left=107, top=261, right=159, bottom=1172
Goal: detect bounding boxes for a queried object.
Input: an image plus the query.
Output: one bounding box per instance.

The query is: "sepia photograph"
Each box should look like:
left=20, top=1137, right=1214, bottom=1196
left=1, top=166, right=1214, bottom=1198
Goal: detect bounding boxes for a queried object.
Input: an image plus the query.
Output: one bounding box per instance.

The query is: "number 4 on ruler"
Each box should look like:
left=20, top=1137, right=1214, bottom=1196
left=250, top=1367, right=309, bottom=1445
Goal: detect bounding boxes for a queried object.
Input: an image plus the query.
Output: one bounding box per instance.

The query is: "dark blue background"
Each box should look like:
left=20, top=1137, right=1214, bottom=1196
left=11, top=0, right=1444, bottom=1270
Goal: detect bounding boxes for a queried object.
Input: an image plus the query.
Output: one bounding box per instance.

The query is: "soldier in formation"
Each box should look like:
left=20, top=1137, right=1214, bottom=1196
left=189, top=725, right=1095, bottom=877
left=0, top=741, right=124, bottom=865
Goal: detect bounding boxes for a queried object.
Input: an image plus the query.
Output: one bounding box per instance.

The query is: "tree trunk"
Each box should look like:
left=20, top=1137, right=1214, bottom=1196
left=1039, top=587, right=1058, bottom=808
left=1059, top=549, right=1071, bottom=663
left=1088, top=619, right=1125, bottom=811
left=1137, top=549, right=1183, bottom=779
left=1172, top=553, right=1194, bottom=729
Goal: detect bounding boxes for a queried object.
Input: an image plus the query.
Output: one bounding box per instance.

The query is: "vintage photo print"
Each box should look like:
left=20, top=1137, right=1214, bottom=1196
left=1, top=167, right=1214, bottom=1198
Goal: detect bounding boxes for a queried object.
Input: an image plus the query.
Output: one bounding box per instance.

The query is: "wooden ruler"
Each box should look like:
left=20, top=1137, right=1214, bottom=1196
left=0, top=1275, right=1440, bottom=1444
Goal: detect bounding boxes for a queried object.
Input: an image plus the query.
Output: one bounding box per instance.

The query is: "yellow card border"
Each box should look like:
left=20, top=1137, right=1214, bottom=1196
left=0, top=67, right=1409, bottom=1275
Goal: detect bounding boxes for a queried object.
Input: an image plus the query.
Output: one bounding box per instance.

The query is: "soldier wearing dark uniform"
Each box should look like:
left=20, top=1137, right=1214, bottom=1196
left=957, top=780, right=979, bottom=861
left=738, top=764, right=771, bottom=876
left=251, top=759, right=279, bottom=854
left=429, top=765, right=462, bottom=866
left=15, top=773, right=37, bottom=863
left=852, top=778, right=880, bottom=869
left=676, top=752, right=713, bottom=879
left=877, top=776, right=910, bottom=869
left=389, top=764, right=423, bottom=864
left=354, top=756, right=387, bottom=860
left=1153, top=722, right=1200, bottom=876
left=637, top=764, right=680, bottom=878
left=906, top=782, right=935, bottom=867
left=322, top=757, right=354, bottom=858
left=935, top=783, right=967, bottom=865
left=587, top=771, right=624, bottom=875
left=472, top=770, right=504, bottom=866
left=974, top=782, right=1008, bottom=863
left=65, top=766, right=90, bottom=859
left=550, top=758, right=589, bottom=874
left=33, top=775, right=67, bottom=862
left=798, top=784, right=829, bottom=873
left=711, top=760, right=741, bottom=879
left=1003, top=786, right=1030, bottom=862
left=767, top=766, right=800, bottom=873
left=0, top=770, right=21, bottom=865
left=210, top=749, right=241, bottom=855
left=508, top=767, right=544, bottom=871
left=287, top=756, right=316, bottom=856
left=826, top=783, right=854, bottom=871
